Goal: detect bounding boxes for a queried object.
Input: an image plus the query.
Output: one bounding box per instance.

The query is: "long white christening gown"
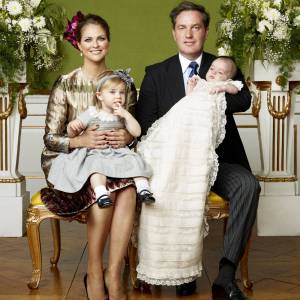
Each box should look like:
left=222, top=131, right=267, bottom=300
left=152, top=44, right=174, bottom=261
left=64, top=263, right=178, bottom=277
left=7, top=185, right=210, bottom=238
left=136, top=79, right=243, bottom=285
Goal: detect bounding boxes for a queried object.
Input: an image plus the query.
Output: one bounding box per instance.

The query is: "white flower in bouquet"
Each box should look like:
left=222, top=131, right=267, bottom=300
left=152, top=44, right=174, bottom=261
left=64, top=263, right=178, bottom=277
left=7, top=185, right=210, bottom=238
left=29, top=0, right=41, bottom=8
left=6, top=0, right=23, bottom=16
left=218, top=44, right=231, bottom=56
left=0, top=0, right=66, bottom=84
left=18, top=17, right=32, bottom=32
left=216, top=0, right=300, bottom=87
left=33, top=16, right=46, bottom=29
left=220, top=19, right=233, bottom=39
left=273, top=21, right=289, bottom=40
left=37, top=28, right=57, bottom=55
left=294, top=15, right=300, bottom=26
left=257, top=20, right=273, bottom=33
left=263, top=8, right=281, bottom=22
left=273, top=0, right=282, bottom=8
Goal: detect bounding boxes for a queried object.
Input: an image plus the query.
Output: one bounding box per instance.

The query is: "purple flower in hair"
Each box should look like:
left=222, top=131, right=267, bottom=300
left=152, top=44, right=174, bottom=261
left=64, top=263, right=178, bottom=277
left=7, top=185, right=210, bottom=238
left=64, top=11, right=85, bottom=50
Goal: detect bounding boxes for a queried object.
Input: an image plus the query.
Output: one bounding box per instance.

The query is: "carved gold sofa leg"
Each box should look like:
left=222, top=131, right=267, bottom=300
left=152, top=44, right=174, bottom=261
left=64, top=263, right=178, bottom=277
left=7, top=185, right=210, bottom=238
left=26, top=207, right=43, bottom=289
left=26, top=191, right=88, bottom=289
left=50, top=219, right=61, bottom=266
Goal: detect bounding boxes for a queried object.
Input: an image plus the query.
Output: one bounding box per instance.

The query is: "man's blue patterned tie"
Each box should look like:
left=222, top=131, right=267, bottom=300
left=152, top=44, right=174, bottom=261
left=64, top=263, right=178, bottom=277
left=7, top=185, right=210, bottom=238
left=188, top=61, right=199, bottom=77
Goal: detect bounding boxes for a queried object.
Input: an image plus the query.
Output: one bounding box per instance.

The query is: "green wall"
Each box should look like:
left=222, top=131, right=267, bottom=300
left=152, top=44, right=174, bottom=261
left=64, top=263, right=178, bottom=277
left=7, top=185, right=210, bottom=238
left=47, top=0, right=222, bottom=88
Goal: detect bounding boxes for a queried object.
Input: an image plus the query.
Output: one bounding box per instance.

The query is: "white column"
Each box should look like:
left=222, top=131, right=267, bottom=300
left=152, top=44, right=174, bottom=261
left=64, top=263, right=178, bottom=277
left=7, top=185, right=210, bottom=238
left=0, top=82, right=29, bottom=237
left=252, top=60, right=300, bottom=236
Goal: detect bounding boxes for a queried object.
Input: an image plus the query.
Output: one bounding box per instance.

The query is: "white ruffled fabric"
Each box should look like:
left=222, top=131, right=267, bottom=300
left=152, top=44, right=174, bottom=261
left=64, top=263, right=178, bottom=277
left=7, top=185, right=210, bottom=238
left=136, top=79, right=242, bottom=286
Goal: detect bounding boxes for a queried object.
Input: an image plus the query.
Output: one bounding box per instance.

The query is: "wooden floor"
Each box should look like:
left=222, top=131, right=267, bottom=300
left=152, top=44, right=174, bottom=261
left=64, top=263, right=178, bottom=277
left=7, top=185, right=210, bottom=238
left=1, top=220, right=300, bottom=300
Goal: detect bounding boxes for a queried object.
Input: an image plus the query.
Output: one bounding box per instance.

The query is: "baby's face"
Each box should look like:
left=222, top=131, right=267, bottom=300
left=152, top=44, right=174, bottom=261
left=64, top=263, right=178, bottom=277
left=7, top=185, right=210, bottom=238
left=206, top=59, right=231, bottom=81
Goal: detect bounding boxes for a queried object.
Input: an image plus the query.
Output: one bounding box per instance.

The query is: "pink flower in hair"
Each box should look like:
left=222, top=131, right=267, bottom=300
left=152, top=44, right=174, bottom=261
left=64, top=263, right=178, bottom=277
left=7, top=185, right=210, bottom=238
left=64, top=11, right=85, bottom=50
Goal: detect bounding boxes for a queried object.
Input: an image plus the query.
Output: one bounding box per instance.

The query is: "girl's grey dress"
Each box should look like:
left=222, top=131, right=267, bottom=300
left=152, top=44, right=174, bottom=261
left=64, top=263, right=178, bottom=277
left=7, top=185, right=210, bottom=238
left=48, top=107, right=152, bottom=193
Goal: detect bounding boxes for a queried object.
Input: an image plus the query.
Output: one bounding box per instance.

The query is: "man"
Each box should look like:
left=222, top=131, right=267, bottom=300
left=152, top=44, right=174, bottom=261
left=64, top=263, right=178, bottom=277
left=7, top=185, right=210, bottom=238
left=136, top=1, right=260, bottom=300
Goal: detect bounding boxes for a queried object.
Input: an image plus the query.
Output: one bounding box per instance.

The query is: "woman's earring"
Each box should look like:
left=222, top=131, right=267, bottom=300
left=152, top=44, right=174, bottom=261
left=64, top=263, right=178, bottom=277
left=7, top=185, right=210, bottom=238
left=80, top=52, right=83, bottom=57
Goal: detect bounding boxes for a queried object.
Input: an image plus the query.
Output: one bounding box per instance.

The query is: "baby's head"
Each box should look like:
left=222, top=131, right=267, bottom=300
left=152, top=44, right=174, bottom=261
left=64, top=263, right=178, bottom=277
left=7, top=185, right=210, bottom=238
left=95, top=69, right=133, bottom=111
left=206, top=56, right=237, bottom=82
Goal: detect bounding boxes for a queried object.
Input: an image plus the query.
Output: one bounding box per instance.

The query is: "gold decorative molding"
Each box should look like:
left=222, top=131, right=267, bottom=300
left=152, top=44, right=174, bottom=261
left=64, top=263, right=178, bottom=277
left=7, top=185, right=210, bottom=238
left=251, top=92, right=261, bottom=118
left=256, top=175, right=297, bottom=182
left=0, top=82, right=28, bottom=120
left=25, top=175, right=45, bottom=180
left=275, top=75, right=286, bottom=87
left=22, top=125, right=45, bottom=129
left=234, top=113, right=253, bottom=115
left=250, top=81, right=272, bottom=118
left=0, top=89, right=13, bottom=120
left=0, top=176, right=25, bottom=183
left=268, top=93, right=291, bottom=119
left=18, top=83, right=28, bottom=119
left=237, top=125, right=258, bottom=128
left=252, top=81, right=272, bottom=91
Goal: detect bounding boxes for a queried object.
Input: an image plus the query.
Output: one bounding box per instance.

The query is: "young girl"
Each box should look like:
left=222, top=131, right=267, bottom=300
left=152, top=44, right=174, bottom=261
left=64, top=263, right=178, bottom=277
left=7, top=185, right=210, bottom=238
left=48, top=69, right=155, bottom=208
left=136, top=57, right=244, bottom=285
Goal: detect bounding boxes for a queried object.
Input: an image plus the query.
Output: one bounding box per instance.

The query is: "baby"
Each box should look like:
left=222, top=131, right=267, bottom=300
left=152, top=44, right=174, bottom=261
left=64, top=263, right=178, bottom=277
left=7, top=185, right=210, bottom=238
left=187, top=56, right=240, bottom=95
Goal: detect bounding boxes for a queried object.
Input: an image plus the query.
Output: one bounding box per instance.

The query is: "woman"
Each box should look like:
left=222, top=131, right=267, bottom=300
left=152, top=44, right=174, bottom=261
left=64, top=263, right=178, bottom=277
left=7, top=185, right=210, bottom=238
left=41, top=12, right=136, bottom=300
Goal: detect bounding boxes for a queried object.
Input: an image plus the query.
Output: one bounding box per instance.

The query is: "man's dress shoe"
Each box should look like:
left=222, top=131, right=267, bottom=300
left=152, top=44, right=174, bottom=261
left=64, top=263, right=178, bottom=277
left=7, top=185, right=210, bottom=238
left=176, top=280, right=196, bottom=296
left=212, top=281, right=249, bottom=300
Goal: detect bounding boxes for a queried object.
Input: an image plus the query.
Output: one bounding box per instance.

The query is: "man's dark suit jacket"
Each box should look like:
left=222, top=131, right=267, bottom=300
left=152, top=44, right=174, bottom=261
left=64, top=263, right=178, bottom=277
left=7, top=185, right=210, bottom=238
left=136, top=52, right=251, bottom=171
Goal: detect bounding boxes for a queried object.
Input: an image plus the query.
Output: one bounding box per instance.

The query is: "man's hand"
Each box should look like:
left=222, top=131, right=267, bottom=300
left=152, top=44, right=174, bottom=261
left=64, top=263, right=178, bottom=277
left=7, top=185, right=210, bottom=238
left=209, top=84, right=239, bottom=95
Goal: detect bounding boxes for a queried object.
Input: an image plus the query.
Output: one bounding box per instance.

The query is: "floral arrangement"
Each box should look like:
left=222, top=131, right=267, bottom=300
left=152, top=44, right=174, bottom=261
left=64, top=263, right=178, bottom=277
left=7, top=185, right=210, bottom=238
left=216, top=0, right=300, bottom=86
left=0, top=0, right=66, bottom=84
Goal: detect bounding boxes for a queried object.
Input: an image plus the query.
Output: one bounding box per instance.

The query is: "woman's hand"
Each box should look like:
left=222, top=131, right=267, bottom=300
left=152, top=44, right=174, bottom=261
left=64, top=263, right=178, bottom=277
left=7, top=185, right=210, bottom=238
left=69, top=125, right=109, bottom=149
left=106, top=129, right=133, bottom=148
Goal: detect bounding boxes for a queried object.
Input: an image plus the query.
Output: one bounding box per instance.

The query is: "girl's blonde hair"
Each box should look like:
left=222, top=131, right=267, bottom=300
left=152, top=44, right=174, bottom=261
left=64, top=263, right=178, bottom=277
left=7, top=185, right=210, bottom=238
left=95, top=70, right=131, bottom=109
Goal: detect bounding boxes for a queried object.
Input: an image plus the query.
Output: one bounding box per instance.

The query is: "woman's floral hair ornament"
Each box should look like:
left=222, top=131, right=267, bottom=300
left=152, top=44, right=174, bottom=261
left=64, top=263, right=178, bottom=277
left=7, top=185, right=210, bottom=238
left=63, top=11, right=85, bottom=50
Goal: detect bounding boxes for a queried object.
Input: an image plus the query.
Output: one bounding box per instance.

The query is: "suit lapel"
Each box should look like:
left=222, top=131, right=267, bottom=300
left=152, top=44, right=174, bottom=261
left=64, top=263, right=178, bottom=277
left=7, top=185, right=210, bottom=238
left=166, top=55, right=185, bottom=103
left=199, top=52, right=213, bottom=79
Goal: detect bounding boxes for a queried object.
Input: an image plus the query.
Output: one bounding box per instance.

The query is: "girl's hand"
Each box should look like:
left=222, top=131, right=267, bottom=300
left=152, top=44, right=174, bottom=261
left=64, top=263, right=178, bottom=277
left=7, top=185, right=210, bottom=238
left=113, top=103, right=127, bottom=118
left=67, top=119, right=85, bottom=137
